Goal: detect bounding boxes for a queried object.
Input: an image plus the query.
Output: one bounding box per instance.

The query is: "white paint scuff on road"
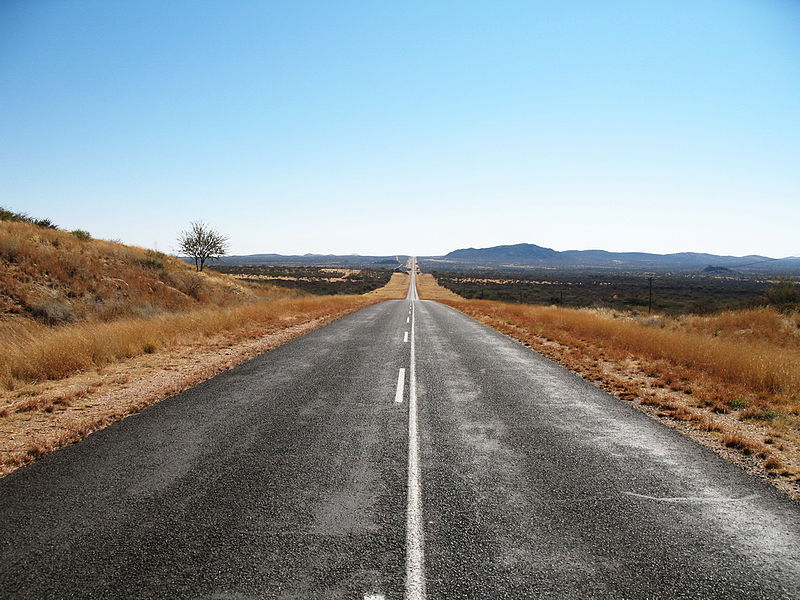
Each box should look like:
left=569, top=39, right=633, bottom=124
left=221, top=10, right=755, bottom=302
left=405, top=258, right=427, bottom=600
left=395, top=368, right=406, bottom=404
left=623, top=491, right=760, bottom=504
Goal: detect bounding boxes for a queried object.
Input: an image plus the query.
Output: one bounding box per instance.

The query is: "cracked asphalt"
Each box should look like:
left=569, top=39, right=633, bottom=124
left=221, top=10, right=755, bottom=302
left=1, top=284, right=798, bottom=598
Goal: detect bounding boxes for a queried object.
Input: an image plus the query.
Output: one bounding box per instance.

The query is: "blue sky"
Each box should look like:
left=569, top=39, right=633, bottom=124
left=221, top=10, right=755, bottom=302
left=2, top=0, right=798, bottom=257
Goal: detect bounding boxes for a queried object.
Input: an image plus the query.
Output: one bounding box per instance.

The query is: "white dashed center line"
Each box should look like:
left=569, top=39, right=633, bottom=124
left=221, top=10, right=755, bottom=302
left=394, top=368, right=406, bottom=404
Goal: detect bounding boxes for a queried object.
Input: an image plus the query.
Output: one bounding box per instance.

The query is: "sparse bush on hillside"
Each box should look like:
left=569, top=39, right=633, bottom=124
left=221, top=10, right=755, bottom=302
left=0, top=207, right=58, bottom=229
left=137, top=250, right=167, bottom=270
left=70, top=229, right=91, bottom=241
left=28, top=298, right=75, bottom=325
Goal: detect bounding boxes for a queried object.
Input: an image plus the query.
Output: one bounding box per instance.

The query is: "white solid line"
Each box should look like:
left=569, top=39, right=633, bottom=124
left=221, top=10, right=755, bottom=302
left=395, top=368, right=406, bottom=404
left=404, top=331, right=409, bottom=343
left=405, top=298, right=426, bottom=599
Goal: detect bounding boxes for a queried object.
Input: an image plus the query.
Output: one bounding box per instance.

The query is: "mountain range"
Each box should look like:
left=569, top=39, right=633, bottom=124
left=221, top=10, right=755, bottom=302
left=207, top=244, right=798, bottom=274
left=430, top=243, right=799, bottom=273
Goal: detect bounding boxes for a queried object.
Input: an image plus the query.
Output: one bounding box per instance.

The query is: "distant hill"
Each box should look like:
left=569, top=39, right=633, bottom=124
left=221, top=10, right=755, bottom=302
left=446, top=243, right=558, bottom=262
left=432, top=243, right=799, bottom=273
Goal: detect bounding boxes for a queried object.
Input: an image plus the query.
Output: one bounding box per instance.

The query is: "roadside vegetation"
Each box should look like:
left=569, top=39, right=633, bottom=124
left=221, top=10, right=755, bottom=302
left=417, top=273, right=800, bottom=498
left=430, top=268, right=789, bottom=314
left=210, top=265, right=394, bottom=295
left=365, top=272, right=411, bottom=299
left=0, top=209, right=405, bottom=475
left=0, top=295, right=374, bottom=389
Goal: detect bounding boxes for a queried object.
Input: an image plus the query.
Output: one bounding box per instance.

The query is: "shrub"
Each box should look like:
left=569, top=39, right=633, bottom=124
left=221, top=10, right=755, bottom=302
left=70, top=229, right=91, bottom=241
left=762, top=279, right=800, bottom=310
left=28, top=298, right=75, bottom=325
left=138, top=250, right=166, bottom=270
left=730, top=398, right=747, bottom=410
left=0, top=207, right=58, bottom=229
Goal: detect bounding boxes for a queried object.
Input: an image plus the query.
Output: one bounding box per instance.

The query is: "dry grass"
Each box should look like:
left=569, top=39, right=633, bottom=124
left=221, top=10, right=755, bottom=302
left=0, top=295, right=375, bottom=390
left=416, top=273, right=462, bottom=301
left=418, top=273, right=800, bottom=498
left=676, top=308, right=800, bottom=348
left=365, top=272, right=411, bottom=299
left=443, top=300, right=800, bottom=395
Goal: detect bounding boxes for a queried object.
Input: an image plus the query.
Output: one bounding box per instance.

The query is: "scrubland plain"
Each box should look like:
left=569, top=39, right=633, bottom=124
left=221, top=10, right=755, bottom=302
left=417, top=273, right=800, bottom=498
left=211, top=265, right=394, bottom=295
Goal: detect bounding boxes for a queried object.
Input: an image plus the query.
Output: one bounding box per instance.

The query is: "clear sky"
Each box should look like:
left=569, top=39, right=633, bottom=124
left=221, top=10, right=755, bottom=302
left=2, top=1, right=798, bottom=257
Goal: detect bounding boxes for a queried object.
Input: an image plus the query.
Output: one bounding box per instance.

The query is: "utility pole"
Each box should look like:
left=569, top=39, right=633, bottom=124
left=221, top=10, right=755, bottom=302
left=647, top=276, right=654, bottom=314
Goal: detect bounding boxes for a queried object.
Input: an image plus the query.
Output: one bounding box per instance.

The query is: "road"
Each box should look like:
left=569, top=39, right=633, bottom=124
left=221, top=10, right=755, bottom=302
left=1, top=258, right=798, bottom=599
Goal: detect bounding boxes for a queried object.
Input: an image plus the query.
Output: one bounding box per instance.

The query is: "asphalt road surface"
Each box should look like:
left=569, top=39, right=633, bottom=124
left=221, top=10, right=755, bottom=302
left=1, top=259, right=798, bottom=599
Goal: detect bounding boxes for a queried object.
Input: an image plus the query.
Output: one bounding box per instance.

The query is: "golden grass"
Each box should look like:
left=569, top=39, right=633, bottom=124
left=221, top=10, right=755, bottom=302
left=365, top=272, right=411, bottom=299
left=415, top=273, right=461, bottom=301
left=677, top=307, right=800, bottom=348
left=448, top=300, right=800, bottom=395
left=0, top=295, right=375, bottom=389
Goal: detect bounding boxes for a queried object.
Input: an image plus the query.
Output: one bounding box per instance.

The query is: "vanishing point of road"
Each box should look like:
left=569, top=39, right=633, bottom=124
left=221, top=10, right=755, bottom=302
left=1, top=259, right=798, bottom=599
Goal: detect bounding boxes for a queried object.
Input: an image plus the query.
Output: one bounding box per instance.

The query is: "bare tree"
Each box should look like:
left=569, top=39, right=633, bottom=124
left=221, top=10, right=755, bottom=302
left=177, top=222, right=230, bottom=271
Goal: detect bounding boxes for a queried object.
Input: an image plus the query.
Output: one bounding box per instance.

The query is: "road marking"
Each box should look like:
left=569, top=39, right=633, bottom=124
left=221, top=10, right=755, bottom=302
left=404, top=331, right=409, bottom=343
left=395, top=368, right=406, bottom=404
left=364, top=594, right=385, bottom=600
left=405, top=298, right=426, bottom=599
left=406, top=316, right=410, bottom=323
left=623, top=491, right=759, bottom=504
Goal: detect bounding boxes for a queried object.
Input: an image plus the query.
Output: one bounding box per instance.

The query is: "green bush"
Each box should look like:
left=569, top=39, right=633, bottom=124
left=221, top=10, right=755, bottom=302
left=762, top=279, right=800, bottom=310
left=0, top=206, right=59, bottom=229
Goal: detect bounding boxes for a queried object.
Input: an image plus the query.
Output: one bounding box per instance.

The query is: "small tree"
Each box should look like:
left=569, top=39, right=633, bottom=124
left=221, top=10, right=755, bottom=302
left=177, top=222, right=230, bottom=271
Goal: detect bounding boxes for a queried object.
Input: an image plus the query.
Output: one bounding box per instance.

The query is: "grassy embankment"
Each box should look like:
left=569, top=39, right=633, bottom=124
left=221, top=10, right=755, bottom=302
left=0, top=216, right=405, bottom=474
left=417, top=273, right=800, bottom=498
left=366, top=272, right=410, bottom=299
